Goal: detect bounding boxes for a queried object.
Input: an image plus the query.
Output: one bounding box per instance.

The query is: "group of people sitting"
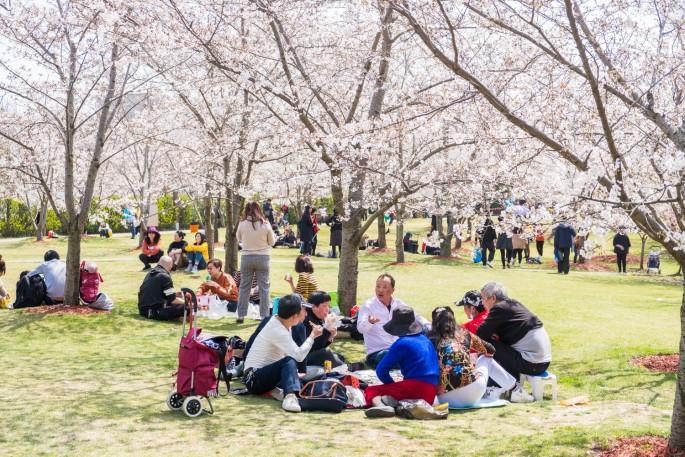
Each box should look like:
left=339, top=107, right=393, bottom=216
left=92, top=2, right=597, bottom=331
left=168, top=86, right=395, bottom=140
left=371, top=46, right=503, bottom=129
left=232, top=273, right=552, bottom=416
left=139, top=227, right=210, bottom=273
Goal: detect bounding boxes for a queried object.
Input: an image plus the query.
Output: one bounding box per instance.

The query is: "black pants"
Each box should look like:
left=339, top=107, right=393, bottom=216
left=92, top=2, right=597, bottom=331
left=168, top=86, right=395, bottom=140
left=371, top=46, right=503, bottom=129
left=481, top=245, right=495, bottom=266
left=512, top=249, right=523, bottom=265
left=558, top=247, right=570, bottom=274
left=139, top=250, right=164, bottom=267
left=244, top=356, right=301, bottom=396
left=536, top=240, right=544, bottom=257
left=573, top=248, right=581, bottom=263
left=499, top=249, right=512, bottom=267
left=490, top=340, right=550, bottom=382
left=307, top=348, right=346, bottom=368
left=141, top=303, right=185, bottom=321
left=616, top=252, right=627, bottom=272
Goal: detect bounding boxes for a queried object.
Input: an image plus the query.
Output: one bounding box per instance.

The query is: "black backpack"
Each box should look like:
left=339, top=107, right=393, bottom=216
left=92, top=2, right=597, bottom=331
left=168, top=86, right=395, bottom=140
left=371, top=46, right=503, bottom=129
left=13, top=274, right=47, bottom=309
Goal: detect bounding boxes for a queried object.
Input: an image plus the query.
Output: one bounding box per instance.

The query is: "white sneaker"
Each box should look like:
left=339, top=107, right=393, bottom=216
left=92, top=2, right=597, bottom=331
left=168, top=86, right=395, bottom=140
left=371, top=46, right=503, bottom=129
left=510, top=386, right=534, bottom=403
left=190, top=266, right=198, bottom=274
left=484, top=387, right=506, bottom=400
left=486, top=261, right=493, bottom=268
left=282, top=393, right=301, bottom=413
left=269, top=387, right=284, bottom=401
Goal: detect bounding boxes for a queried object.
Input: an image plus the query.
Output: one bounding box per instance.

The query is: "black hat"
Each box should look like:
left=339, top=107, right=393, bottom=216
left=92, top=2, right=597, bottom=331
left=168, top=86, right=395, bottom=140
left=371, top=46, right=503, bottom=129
left=383, top=306, right=423, bottom=337
left=455, top=290, right=482, bottom=308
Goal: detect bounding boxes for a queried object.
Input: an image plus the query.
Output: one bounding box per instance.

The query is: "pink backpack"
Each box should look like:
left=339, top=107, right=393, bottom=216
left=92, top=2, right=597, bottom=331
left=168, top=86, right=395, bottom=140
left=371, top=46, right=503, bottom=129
left=80, top=260, right=103, bottom=303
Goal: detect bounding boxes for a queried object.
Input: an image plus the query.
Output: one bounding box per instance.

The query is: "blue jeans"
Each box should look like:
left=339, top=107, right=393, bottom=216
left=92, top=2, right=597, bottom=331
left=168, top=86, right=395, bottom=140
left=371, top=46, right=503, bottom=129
left=244, top=357, right=301, bottom=395
left=187, top=251, right=207, bottom=269
left=365, top=350, right=389, bottom=369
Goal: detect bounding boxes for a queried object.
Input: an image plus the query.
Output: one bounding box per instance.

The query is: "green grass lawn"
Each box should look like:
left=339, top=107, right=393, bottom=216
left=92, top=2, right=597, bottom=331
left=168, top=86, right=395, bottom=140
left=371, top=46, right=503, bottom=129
left=0, top=219, right=681, bottom=457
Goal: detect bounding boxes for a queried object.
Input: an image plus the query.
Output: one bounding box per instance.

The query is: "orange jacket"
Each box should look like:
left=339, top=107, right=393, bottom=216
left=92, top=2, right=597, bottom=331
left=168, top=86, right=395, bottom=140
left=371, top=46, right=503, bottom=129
left=197, top=272, right=238, bottom=301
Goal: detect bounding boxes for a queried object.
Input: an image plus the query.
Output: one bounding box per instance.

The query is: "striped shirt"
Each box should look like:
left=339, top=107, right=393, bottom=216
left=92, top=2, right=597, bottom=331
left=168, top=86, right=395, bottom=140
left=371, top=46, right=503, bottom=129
left=295, top=272, right=318, bottom=301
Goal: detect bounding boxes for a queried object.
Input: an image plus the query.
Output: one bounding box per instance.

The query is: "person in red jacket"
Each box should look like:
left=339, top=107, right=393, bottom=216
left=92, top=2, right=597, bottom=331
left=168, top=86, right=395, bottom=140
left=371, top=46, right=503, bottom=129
left=139, top=226, right=164, bottom=271
left=455, top=290, right=489, bottom=334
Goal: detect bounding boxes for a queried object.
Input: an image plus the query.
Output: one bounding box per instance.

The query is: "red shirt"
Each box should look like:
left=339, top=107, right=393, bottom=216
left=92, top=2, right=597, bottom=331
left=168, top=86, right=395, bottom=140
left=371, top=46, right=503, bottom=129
left=462, top=310, right=489, bottom=334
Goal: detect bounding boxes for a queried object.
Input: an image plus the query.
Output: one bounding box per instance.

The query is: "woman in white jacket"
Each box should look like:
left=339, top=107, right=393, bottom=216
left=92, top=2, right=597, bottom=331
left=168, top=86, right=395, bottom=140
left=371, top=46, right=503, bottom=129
left=236, top=201, right=275, bottom=323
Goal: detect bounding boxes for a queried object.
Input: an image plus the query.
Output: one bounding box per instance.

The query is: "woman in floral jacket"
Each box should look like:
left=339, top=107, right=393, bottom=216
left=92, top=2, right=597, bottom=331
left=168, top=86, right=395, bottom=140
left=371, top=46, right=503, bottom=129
left=427, top=307, right=517, bottom=407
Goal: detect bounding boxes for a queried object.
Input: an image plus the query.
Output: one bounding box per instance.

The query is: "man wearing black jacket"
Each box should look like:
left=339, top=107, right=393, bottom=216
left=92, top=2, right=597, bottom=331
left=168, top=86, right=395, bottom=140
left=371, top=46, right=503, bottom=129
left=476, top=282, right=552, bottom=381
left=303, top=291, right=347, bottom=367
left=138, top=256, right=186, bottom=320
left=480, top=218, right=497, bottom=268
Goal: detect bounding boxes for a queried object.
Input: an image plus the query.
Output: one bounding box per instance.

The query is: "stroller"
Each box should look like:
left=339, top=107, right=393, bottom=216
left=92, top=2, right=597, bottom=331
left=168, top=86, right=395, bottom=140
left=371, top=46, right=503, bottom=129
left=166, top=288, right=234, bottom=418
left=647, top=246, right=661, bottom=275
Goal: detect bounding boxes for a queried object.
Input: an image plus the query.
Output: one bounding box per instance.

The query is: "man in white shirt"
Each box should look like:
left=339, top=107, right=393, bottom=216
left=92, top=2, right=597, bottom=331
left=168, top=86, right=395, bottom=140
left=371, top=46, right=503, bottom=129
left=243, top=294, right=323, bottom=413
left=28, top=250, right=66, bottom=304
left=357, top=274, right=430, bottom=368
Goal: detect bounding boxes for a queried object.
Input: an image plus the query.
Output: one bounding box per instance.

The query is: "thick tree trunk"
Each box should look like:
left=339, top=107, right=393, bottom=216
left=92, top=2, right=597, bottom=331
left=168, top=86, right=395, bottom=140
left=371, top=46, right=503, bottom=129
left=338, top=215, right=363, bottom=316
left=204, top=193, right=214, bottom=261
left=63, top=222, right=82, bottom=306
left=224, top=186, right=243, bottom=275
left=668, top=277, right=685, bottom=450
left=395, top=204, right=405, bottom=263
left=639, top=234, right=647, bottom=270
left=377, top=214, right=387, bottom=248
left=395, top=218, right=405, bottom=263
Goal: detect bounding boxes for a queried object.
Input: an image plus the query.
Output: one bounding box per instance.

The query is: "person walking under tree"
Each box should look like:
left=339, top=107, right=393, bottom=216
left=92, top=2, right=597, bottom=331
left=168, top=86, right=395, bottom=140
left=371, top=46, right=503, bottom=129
left=613, top=226, right=631, bottom=274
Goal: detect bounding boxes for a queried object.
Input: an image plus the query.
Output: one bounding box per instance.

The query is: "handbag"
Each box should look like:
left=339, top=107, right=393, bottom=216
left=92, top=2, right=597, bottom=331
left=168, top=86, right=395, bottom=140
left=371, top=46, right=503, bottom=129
left=298, top=379, right=348, bottom=413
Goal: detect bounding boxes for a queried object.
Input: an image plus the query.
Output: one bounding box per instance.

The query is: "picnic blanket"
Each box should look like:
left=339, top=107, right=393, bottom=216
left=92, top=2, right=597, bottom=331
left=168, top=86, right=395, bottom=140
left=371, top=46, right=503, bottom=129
left=448, top=398, right=509, bottom=410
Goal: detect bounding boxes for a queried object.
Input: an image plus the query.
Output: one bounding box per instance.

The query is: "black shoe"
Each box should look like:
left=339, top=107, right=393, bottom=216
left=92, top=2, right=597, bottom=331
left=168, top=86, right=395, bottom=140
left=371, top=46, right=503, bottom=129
left=171, top=265, right=177, bottom=271
left=347, top=362, right=366, bottom=372
left=236, top=318, right=244, bottom=324
left=141, top=265, right=151, bottom=271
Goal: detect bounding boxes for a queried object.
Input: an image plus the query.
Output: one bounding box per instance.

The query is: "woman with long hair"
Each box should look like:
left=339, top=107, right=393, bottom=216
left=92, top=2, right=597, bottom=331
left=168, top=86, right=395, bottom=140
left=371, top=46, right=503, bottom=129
left=236, top=201, right=275, bottom=323
left=167, top=230, right=188, bottom=271
left=427, top=306, right=519, bottom=408
left=298, top=205, right=314, bottom=255
left=184, top=232, right=209, bottom=273
left=284, top=255, right=318, bottom=301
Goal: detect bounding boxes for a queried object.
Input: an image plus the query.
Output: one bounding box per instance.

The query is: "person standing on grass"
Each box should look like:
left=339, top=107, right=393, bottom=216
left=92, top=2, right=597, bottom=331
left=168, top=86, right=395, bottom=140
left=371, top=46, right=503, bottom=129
left=243, top=294, right=323, bottom=413
left=511, top=225, right=527, bottom=266
left=553, top=219, right=576, bottom=274
left=480, top=218, right=497, bottom=268
left=236, top=201, right=275, bottom=324
left=613, top=226, right=631, bottom=274
left=325, top=209, right=343, bottom=258
left=298, top=205, right=314, bottom=255
left=357, top=273, right=431, bottom=368
left=476, top=282, right=551, bottom=397
left=139, top=226, right=163, bottom=271
left=534, top=224, right=546, bottom=257
left=137, top=256, right=186, bottom=321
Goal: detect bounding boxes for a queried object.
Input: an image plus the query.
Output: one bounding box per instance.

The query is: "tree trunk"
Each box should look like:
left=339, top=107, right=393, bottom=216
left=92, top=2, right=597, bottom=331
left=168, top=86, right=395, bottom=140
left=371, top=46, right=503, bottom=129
left=640, top=234, right=647, bottom=270
left=377, top=214, right=387, bottom=248
left=395, top=204, right=405, bottom=263
left=63, top=221, right=82, bottom=306
left=667, top=277, right=685, bottom=450
left=173, top=190, right=180, bottom=231
left=338, top=214, right=363, bottom=316
left=223, top=183, right=243, bottom=276
left=215, top=199, right=225, bottom=228
left=204, top=193, right=214, bottom=261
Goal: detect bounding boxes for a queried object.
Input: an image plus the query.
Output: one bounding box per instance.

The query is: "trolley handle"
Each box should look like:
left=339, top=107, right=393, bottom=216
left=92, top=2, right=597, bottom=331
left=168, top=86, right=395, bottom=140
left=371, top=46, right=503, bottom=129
left=181, top=287, right=198, bottom=337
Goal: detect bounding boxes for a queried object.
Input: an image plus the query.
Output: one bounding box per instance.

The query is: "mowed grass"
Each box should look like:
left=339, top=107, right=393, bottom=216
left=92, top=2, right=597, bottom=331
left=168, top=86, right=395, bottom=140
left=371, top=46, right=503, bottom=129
left=0, top=219, right=681, bottom=457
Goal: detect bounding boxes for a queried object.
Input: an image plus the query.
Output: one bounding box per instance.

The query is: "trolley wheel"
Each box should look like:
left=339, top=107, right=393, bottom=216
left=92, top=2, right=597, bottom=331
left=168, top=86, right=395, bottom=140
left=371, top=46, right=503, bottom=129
left=166, top=391, right=184, bottom=411
left=182, top=396, right=203, bottom=418
left=658, top=269, right=661, bottom=275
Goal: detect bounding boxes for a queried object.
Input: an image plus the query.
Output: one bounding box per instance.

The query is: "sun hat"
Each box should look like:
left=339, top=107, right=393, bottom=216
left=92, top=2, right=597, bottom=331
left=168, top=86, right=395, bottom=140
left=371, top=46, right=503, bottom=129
left=145, top=226, right=159, bottom=234
left=383, top=306, right=423, bottom=337
left=455, top=290, right=482, bottom=308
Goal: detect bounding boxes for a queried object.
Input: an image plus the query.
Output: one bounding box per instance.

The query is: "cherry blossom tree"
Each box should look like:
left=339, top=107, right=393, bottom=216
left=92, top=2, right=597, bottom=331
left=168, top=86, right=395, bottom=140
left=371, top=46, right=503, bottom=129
left=0, top=0, right=155, bottom=305
left=389, top=0, right=685, bottom=449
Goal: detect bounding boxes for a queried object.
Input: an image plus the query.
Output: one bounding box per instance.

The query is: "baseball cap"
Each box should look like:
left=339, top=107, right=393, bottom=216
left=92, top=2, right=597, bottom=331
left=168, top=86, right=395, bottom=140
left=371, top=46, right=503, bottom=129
left=455, top=290, right=482, bottom=307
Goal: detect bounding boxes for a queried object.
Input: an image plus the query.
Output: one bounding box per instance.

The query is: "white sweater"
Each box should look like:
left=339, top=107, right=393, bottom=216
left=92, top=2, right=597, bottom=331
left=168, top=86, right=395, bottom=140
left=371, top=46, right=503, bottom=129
left=244, top=317, right=314, bottom=370
left=236, top=218, right=275, bottom=256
